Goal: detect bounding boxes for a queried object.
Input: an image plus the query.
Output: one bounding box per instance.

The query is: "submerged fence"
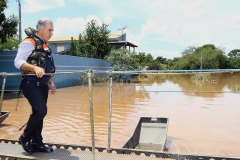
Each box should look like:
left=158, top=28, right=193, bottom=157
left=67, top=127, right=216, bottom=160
left=1, top=70, right=240, bottom=160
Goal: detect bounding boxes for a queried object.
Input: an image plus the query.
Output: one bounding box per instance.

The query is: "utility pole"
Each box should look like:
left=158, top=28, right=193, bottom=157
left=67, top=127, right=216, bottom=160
left=16, top=0, right=22, bottom=43
left=200, top=52, right=202, bottom=70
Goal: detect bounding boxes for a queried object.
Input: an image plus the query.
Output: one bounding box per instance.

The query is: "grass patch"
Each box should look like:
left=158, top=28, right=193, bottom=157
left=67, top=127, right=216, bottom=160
left=191, top=73, right=216, bottom=83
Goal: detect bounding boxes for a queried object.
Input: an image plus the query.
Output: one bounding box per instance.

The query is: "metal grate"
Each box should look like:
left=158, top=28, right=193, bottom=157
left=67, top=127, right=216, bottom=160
left=0, top=143, right=170, bottom=160
left=0, top=139, right=239, bottom=160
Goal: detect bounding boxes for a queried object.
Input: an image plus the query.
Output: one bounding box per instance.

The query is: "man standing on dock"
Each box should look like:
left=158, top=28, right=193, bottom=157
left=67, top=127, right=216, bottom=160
left=14, top=18, right=56, bottom=154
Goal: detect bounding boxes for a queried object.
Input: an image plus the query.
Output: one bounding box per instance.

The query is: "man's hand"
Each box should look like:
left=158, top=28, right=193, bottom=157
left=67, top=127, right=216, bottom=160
left=20, top=63, right=45, bottom=78
left=49, top=82, right=56, bottom=94
left=33, top=66, right=45, bottom=78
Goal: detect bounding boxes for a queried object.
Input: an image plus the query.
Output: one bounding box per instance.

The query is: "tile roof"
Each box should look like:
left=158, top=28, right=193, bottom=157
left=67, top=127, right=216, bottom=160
left=49, top=34, right=121, bottom=42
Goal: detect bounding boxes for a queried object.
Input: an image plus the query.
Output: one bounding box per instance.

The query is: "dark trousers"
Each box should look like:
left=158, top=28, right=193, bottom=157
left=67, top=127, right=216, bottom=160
left=22, top=81, right=49, bottom=146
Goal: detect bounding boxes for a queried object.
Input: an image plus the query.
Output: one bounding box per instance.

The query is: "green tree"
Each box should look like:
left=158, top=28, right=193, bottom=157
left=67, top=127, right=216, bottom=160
left=165, top=59, right=174, bottom=70
left=104, top=49, right=138, bottom=81
left=181, top=46, right=196, bottom=57
left=135, top=52, right=148, bottom=69
left=77, top=33, right=85, bottom=56
left=145, top=54, right=154, bottom=66
left=147, top=56, right=172, bottom=70
left=228, top=57, right=240, bottom=69
left=156, top=56, right=167, bottom=64
left=69, top=20, right=112, bottom=59
left=69, top=37, right=77, bottom=56
left=172, top=44, right=229, bottom=70
left=228, top=49, right=240, bottom=58
left=0, top=36, right=18, bottom=51
left=83, top=20, right=112, bottom=58
left=105, top=49, right=138, bottom=71
left=201, top=44, right=216, bottom=50
left=0, top=0, right=18, bottom=44
left=196, top=45, right=228, bottom=69
left=227, top=49, right=240, bottom=68
left=148, top=59, right=160, bottom=70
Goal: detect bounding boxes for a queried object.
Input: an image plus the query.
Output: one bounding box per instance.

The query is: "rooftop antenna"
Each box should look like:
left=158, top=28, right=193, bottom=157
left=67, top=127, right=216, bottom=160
left=117, top=24, right=127, bottom=40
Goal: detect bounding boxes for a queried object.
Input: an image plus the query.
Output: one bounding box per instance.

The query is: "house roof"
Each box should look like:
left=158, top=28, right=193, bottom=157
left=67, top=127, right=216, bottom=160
left=48, top=34, right=138, bottom=48
left=49, top=34, right=122, bottom=42
left=48, top=36, right=78, bottom=42
left=109, top=34, right=122, bottom=39
left=110, top=41, right=138, bottom=47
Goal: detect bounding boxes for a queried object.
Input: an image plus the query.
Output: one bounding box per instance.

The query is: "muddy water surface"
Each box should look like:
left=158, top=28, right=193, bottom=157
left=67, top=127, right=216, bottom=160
left=1, top=73, right=240, bottom=157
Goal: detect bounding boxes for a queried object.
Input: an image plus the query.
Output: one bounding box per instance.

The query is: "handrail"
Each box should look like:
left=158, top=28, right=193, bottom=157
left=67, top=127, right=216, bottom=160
left=0, top=72, right=7, bottom=115
left=1, top=69, right=240, bottom=159
left=107, top=71, right=113, bottom=153
left=87, top=69, right=95, bottom=159
left=1, top=69, right=240, bottom=77
left=0, top=70, right=88, bottom=77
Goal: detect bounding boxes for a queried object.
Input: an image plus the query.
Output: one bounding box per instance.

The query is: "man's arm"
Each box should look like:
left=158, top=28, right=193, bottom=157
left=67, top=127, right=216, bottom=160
left=14, top=41, right=34, bottom=70
left=14, top=41, right=45, bottom=78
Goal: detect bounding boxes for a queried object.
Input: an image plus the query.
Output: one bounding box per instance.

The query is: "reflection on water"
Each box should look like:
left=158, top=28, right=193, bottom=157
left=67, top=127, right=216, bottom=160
left=1, top=72, right=240, bottom=157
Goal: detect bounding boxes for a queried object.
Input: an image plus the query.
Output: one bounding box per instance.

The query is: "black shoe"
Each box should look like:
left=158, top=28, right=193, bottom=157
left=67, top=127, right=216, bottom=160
left=18, top=137, right=21, bottom=144
left=19, top=135, right=34, bottom=154
left=32, top=144, right=53, bottom=153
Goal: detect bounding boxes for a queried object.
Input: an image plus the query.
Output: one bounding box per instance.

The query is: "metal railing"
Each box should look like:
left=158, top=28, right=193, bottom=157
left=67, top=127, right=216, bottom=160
left=1, top=70, right=240, bottom=160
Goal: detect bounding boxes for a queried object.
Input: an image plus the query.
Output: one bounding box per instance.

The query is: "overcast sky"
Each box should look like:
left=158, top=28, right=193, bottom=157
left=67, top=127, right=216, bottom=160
left=4, top=0, right=240, bottom=59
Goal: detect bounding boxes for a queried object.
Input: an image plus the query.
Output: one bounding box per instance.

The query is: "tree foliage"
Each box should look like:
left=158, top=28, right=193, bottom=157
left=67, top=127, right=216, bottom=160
left=228, top=57, right=240, bottom=69
left=104, top=49, right=138, bottom=81
left=69, top=37, right=77, bottom=56
left=145, top=54, right=154, bottom=65
left=156, top=56, right=167, bottom=64
left=181, top=46, right=196, bottom=57
left=104, top=49, right=138, bottom=71
left=135, top=52, right=145, bottom=69
left=70, top=20, right=113, bottom=59
left=147, top=56, right=172, bottom=70
left=0, top=0, right=18, bottom=44
left=77, top=34, right=85, bottom=56
left=135, top=52, right=149, bottom=69
left=228, top=49, right=240, bottom=58
left=172, top=44, right=230, bottom=70
left=69, top=19, right=240, bottom=70
left=0, top=36, right=18, bottom=51
left=227, top=49, right=240, bottom=68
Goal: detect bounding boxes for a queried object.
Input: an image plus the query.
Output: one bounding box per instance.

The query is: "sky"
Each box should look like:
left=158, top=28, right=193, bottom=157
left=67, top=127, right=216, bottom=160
left=4, top=0, right=240, bottom=59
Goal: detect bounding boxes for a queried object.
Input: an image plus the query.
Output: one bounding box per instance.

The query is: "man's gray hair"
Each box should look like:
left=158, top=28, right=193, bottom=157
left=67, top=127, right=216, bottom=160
left=36, top=18, right=53, bottom=32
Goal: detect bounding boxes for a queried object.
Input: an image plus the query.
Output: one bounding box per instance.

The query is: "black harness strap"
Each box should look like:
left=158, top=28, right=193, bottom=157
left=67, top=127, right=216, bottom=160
left=15, top=79, right=24, bottom=111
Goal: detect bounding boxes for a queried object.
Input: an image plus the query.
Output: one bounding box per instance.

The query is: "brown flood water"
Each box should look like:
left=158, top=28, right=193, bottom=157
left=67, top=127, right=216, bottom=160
left=1, top=72, right=240, bottom=157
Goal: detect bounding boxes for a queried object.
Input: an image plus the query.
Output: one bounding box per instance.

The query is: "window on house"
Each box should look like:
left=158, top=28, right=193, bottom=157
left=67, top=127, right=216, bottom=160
left=57, top=46, right=65, bottom=52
